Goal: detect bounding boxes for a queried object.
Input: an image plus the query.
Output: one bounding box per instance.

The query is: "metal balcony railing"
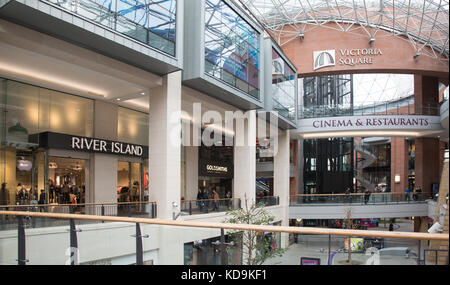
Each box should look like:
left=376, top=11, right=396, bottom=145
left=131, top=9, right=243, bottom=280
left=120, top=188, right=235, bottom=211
left=180, top=198, right=240, bottom=215
left=255, top=196, right=280, bottom=207
left=0, top=210, right=447, bottom=265
left=0, top=201, right=157, bottom=230
left=290, top=192, right=429, bottom=205
left=298, top=101, right=440, bottom=119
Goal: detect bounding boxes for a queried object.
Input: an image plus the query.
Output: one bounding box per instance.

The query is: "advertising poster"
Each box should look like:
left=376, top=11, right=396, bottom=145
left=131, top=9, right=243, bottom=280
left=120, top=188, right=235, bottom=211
left=344, top=238, right=365, bottom=252
left=300, top=257, right=321, bottom=265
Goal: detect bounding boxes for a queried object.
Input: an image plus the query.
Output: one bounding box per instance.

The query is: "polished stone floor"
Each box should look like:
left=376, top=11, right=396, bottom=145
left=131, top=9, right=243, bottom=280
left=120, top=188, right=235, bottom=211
left=263, top=219, right=425, bottom=265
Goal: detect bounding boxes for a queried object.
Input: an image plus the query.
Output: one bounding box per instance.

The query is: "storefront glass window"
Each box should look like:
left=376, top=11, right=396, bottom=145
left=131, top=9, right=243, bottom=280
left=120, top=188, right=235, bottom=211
left=204, top=0, right=260, bottom=99
left=117, top=161, right=143, bottom=203
left=1, top=78, right=94, bottom=143
left=0, top=78, right=94, bottom=205
left=118, top=107, right=148, bottom=146
left=143, top=159, right=149, bottom=201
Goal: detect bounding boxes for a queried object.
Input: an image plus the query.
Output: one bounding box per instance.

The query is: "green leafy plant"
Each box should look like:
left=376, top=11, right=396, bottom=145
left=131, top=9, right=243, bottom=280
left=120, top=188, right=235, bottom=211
left=223, top=195, right=285, bottom=265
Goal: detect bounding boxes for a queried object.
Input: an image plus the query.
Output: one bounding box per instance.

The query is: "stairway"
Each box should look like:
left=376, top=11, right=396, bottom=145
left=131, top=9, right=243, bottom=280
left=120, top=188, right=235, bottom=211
left=256, top=180, right=270, bottom=195
left=354, top=141, right=378, bottom=191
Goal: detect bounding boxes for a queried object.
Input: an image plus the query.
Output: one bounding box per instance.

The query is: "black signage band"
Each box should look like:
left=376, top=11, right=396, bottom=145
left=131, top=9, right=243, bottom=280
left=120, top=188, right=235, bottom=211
left=198, top=159, right=233, bottom=179
left=30, top=132, right=148, bottom=158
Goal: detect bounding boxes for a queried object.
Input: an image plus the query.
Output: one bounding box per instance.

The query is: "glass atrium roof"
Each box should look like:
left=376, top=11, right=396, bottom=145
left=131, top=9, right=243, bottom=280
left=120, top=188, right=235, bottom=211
left=238, top=0, right=449, bottom=61
left=353, top=73, right=414, bottom=105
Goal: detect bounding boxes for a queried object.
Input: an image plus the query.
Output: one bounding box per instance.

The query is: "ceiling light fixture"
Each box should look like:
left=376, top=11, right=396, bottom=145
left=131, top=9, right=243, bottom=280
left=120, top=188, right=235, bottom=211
left=300, top=131, right=421, bottom=139
left=0, top=62, right=107, bottom=97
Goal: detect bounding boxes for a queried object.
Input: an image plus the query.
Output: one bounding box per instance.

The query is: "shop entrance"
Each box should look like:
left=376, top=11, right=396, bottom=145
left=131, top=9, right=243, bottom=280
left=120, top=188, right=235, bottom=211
left=13, top=148, right=45, bottom=205
left=117, top=160, right=143, bottom=203
left=47, top=156, right=87, bottom=205
left=198, top=177, right=232, bottom=199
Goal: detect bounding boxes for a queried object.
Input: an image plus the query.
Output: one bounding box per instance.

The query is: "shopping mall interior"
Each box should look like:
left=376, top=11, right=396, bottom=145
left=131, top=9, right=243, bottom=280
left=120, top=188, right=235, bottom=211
left=0, top=0, right=448, bottom=266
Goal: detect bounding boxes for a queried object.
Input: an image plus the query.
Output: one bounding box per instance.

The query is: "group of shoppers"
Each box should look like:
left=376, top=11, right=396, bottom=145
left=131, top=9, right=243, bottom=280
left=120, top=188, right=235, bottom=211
left=404, top=187, right=423, bottom=201
left=196, top=188, right=231, bottom=213
left=0, top=180, right=85, bottom=208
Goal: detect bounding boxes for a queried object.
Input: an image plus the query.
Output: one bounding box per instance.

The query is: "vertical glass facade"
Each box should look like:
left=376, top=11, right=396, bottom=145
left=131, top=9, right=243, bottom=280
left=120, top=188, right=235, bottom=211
left=272, top=48, right=296, bottom=121
left=204, top=0, right=260, bottom=99
left=301, top=75, right=354, bottom=194
left=117, top=107, right=149, bottom=146
left=0, top=78, right=94, bottom=205
left=304, top=138, right=354, bottom=194
left=0, top=78, right=94, bottom=142
left=301, top=75, right=352, bottom=118
left=47, top=0, right=177, bottom=56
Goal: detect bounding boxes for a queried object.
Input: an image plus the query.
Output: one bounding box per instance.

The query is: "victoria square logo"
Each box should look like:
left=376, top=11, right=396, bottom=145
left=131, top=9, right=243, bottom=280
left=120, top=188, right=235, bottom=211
left=313, top=50, right=336, bottom=70
left=169, top=103, right=279, bottom=157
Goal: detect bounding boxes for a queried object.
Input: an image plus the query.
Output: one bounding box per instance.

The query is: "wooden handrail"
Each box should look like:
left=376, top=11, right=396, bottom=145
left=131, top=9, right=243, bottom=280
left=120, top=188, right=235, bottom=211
left=0, top=210, right=447, bottom=241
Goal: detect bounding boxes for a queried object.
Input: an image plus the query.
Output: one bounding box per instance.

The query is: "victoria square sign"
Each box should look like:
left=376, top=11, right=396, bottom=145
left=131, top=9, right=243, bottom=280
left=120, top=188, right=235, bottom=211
left=298, top=115, right=443, bottom=134
left=314, top=48, right=383, bottom=70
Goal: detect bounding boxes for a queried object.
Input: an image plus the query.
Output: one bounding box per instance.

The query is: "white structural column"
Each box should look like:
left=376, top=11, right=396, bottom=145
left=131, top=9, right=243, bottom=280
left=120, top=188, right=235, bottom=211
left=233, top=110, right=257, bottom=207
left=89, top=101, right=118, bottom=204
left=148, top=71, right=182, bottom=220
left=149, top=71, right=182, bottom=265
left=274, top=129, right=290, bottom=248
left=185, top=146, right=199, bottom=201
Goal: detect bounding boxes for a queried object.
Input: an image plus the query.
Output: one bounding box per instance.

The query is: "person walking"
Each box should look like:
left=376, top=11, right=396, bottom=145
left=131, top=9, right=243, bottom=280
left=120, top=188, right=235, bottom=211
left=364, top=189, right=371, bottom=205
left=16, top=183, right=28, bottom=205
left=389, top=223, right=394, bottom=231
left=212, top=189, right=219, bottom=212
left=416, top=188, right=422, bottom=201
left=405, top=187, right=411, bottom=201
left=225, top=190, right=231, bottom=208
left=38, top=190, right=46, bottom=212
left=345, top=187, right=351, bottom=203
left=0, top=182, right=9, bottom=221
left=48, top=179, right=55, bottom=203
left=62, top=182, right=70, bottom=204
left=196, top=189, right=204, bottom=212
left=0, top=182, right=9, bottom=206
left=203, top=189, right=210, bottom=213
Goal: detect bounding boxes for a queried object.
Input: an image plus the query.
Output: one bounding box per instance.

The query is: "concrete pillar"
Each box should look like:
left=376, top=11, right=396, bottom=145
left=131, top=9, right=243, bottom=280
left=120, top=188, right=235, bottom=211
left=233, top=110, right=256, bottom=206
left=89, top=101, right=118, bottom=204
left=148, top=71, right=182, bottom=265
left=185, top=146, right=198, bottom=201
left=415, top=138, right=440, bottom=198
left=414, top=75, right=439, bottom=115
left=298, top=138, right=304, bottom=195
left=290, top=139, right=299, bottom=198
left=148, top=71, right=181, bottom=220
left=390, top=138, right=408, bottom=193
left=414, top=75, right=440, bottom=198
left=274, top=130, right=290, bottom=248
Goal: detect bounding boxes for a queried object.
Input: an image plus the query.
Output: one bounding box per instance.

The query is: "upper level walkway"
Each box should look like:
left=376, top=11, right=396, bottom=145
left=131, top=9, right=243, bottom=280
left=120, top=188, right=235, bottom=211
left=289, top=193, right=431, bottom=220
